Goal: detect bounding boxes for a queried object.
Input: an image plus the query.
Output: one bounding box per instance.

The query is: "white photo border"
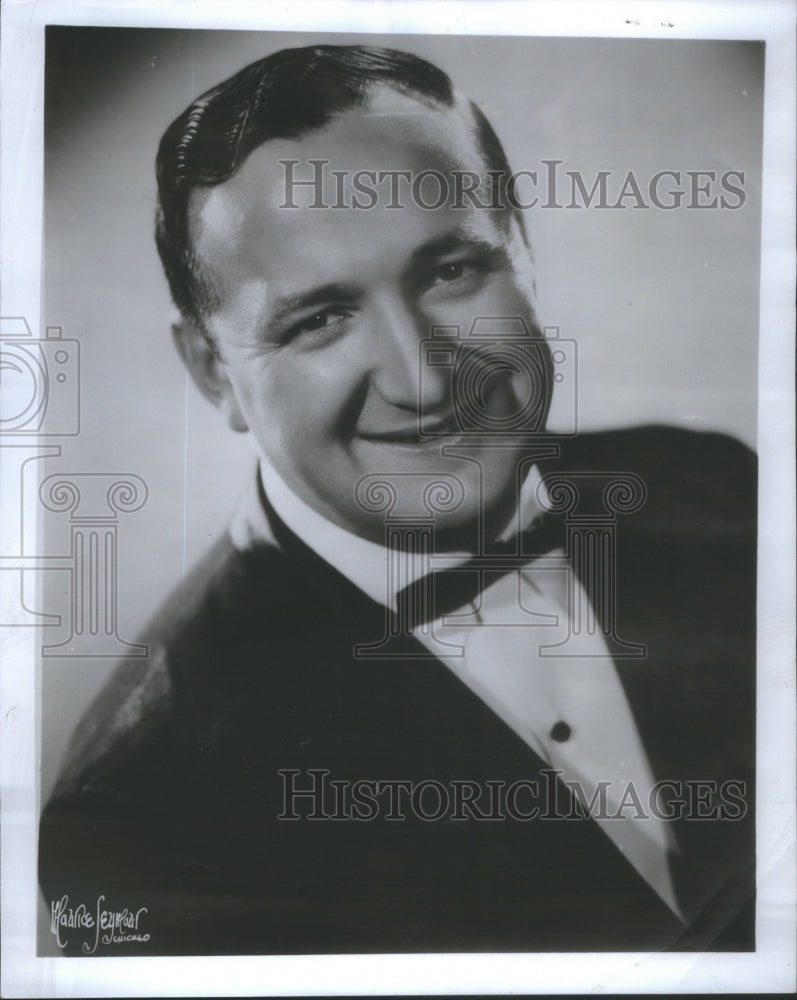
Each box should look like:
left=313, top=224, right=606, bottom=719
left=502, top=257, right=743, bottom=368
left=1, top=1, right=794, bottom=996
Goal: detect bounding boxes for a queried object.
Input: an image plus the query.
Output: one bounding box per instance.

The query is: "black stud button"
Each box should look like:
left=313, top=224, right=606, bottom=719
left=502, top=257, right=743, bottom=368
left=550, top=721, right=572, bottom=743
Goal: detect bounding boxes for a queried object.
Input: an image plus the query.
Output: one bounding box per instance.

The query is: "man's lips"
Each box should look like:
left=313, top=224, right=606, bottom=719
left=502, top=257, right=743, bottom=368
left=358, top=414, right=460, bottom=444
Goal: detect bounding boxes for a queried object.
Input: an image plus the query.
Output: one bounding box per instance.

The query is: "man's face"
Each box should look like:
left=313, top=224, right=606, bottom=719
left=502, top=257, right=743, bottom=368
left=191, top=88, right=546, bottom=544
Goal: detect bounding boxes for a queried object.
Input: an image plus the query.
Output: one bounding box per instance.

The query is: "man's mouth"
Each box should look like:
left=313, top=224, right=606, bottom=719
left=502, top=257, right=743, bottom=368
left=358, top=413, right=461, bottom=445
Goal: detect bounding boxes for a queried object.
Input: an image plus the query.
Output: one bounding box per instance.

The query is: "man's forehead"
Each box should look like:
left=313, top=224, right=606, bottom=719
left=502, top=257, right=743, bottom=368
left=190, top=86, right=489, bottom=226
left=188, top=88, right=512, bottom=301
left=193, top=193, right=509, bottom=319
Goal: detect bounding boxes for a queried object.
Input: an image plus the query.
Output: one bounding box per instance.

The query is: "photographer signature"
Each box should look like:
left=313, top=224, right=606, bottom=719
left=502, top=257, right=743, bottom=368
left=50, top=894, right=149, bottom=953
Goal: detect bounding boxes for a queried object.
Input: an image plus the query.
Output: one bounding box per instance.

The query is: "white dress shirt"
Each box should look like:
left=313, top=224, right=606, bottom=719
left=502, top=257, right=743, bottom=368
left=229, top=456, right=683, bottom=921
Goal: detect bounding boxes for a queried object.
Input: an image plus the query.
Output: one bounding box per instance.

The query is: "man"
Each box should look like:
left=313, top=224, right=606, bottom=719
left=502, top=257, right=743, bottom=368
left=39, top=45, right=756, bottom=956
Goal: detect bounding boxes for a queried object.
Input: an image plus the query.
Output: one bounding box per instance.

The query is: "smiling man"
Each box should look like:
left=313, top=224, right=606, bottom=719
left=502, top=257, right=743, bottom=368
left=39, top=45, right=756, bottom=956
left=165, top=57, right=544, bottom=548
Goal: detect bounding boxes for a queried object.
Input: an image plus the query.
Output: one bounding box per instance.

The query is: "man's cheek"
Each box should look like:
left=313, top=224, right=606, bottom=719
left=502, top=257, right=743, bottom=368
left=446, top=285, right=527, bottom=341
left=490, top=277, right=534, bottom=319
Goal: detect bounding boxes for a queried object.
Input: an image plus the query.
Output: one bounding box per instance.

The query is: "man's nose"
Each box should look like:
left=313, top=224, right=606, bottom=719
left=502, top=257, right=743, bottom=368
left=367, top=293, right=450, bottom=411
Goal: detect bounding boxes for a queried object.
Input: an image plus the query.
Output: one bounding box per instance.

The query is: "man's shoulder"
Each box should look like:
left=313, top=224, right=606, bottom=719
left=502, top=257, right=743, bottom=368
left=548, top=424, right=756, bottom=518
left=555, top=422, right=756, bottom=472
left=145, top=527, right=287, bottom=641
left=49, top=531, right=288, bottom=800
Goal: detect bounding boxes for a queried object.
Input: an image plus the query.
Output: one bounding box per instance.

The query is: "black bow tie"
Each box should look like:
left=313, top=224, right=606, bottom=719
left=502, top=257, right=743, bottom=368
left=256, top=470, right=563, bottom=628
left=395, top=514, right=562, bottom=627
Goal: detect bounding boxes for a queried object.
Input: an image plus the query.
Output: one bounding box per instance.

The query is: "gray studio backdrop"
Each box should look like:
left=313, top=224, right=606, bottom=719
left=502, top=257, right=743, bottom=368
left=39, top=28, right=763, bottom=802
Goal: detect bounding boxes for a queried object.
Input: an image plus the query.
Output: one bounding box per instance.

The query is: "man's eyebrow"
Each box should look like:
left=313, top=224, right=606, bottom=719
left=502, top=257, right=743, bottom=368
left=267, top=282, right=362, bottom=329
left=407, top=232, right=508, bottom=268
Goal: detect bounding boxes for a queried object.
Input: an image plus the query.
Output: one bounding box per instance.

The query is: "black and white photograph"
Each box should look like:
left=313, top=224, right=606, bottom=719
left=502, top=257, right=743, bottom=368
left=1, top=1, right=794, bottom=995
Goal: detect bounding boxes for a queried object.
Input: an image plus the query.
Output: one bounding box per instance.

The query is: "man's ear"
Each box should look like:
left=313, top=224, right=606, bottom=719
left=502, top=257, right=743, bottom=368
left=171, top=316, right=249, bottom=433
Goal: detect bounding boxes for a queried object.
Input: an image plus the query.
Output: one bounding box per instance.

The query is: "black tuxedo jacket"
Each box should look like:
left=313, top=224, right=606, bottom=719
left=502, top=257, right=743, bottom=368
left=39, top=426, right=756, bottom=956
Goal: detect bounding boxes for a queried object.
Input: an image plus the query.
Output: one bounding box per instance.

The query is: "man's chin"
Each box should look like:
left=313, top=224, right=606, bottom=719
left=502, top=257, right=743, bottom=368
left=343, top=446, right=523, bottom=552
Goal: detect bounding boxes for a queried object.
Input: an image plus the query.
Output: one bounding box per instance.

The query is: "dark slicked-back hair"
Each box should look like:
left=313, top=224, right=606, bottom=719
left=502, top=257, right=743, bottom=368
left=155, top=44, right=517, bottom=325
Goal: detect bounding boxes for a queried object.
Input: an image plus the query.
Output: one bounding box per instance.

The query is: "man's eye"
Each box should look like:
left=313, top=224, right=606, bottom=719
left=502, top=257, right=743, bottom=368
left=424, top=259, right=482, bottom=291
left=299, top=311, right=332, bottom=332
left=436, top=262, right=465, bottom=282
left=289, top=308, right=351, bottom=341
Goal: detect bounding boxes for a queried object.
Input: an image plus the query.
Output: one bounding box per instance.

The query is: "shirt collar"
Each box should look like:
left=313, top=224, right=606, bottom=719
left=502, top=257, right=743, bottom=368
left=229, top=443, right=550, bottom=611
